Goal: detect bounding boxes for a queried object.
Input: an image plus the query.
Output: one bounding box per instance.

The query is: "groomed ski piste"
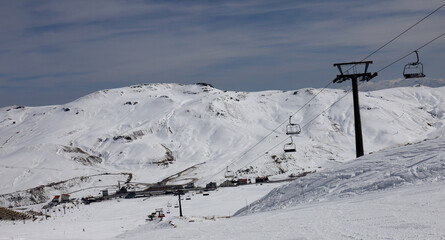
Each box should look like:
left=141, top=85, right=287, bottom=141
left=0, top=84, right=444, bottom=239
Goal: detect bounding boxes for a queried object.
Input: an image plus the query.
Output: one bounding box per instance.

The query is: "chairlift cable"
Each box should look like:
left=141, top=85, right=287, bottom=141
left=377, top=32, right=445, bottom=73
left=200, top=81, right=334, bottom=181
left=284, top=32, right=445, bottom=151
left=235, top=80, right=333, bottom=160
left=201, top=5, right=445, bottom=184
left=300, top=31, right=445, bottom=138
left=201, top=32, right=443, bottom=185
left=236, top=137, right=292, bottom=173
left=300, top=85, right=356, bottom=130
left=230, top=3, right=445, bottom=164
left=258, top=30, right=444, bottom=156
left=201, top=133, right=293, bottom=184
left=227, top=84, right=354, bottom=176
left=360, top=3, right=445, bottom=62
left=240, top=85, right=360, bottom=170
left=236, top=80, right=375, bottom=172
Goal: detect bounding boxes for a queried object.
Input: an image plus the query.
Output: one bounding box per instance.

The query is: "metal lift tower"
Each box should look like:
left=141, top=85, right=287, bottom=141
left=333, top=61, right=377, bottom=158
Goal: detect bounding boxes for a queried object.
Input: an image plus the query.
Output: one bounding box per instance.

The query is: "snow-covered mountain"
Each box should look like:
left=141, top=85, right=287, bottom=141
left=1, top=83, right=444, bottom=205
left=1, top=83, right=445, bottom=239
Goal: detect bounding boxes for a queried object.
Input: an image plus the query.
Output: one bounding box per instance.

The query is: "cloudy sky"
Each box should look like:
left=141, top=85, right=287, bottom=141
left=0, top=0, right=444, bottom=107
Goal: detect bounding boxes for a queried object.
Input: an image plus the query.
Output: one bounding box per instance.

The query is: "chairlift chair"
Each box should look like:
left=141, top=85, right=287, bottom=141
left=403, top=51, right=426, bottom=79
left=283, top=136, right=296, bottom=153
left=286, top=116, right=301, bottom=135
left=224, top=166, right=235, bottom=178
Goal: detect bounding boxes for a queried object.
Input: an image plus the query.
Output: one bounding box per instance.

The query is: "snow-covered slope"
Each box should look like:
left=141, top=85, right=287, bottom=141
left=117, top=182, right=445, bottom=240
left=236, top=134, right=445, bottom=215
left=0, top=83, right=444, bottom=200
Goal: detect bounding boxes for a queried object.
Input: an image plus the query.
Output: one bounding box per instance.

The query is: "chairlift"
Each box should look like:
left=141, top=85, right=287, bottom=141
left=286, top=116, right=301, bottom=135
left=155, top=208, right=165, bottom=218
left=283, top=136, right=296, bottom=153
left=403, top=51, right=426, bottom=79
left=224, top=166, right=235, bottom=178
left=167, top=202, right=172, bottom=208
left=146, top=213, right=156, bottom=221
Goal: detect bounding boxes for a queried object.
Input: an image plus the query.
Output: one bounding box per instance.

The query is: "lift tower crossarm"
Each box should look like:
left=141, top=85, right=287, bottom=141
left=333, top=61, right=377, bottom=83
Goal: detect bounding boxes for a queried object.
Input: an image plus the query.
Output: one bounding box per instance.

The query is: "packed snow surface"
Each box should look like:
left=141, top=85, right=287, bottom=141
left=120, top=183, right=445, bottom=240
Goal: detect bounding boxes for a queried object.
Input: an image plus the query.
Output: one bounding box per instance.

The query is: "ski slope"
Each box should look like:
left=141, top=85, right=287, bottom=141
left=120, top=183, right=445, bottom=240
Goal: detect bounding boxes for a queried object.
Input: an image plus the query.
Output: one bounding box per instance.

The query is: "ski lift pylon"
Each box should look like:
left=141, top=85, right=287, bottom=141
left=286, top=116, right=301, bottom=135
left=283, top=136, right=296, bottom=153
left=403, top=50, right=426, bottom=79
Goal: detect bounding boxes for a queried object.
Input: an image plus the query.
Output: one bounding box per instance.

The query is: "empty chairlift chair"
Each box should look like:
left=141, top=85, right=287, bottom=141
left=286, top=116, right=301, bottom=135
left=283, top=136, right=296, bottom=153
left=403, top=50, right=426, bottom=79
left=224, top=166, right=235, bottom=178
